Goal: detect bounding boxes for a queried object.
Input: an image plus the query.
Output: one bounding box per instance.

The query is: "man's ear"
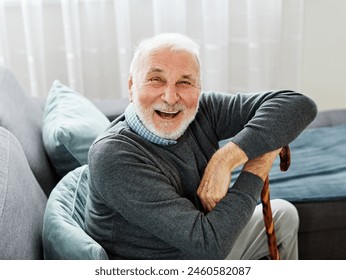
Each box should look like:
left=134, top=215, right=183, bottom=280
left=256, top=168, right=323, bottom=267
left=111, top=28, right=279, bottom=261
left=128, top=75, right=133, bottom=102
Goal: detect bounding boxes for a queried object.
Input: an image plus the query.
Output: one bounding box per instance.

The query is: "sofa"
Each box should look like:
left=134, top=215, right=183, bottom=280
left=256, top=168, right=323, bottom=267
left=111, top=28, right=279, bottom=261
left=280, top=110, right=346, bottom=259
left=0, top=65, right=345, bottom=260
left=0, top=65, right=128, bottom=259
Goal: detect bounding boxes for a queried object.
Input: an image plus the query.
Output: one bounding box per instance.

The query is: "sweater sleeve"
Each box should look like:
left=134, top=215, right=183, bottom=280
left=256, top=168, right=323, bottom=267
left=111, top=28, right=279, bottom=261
left=88, top=136, right=264, bottom=260
left=199, top=90, right=318, bottom=159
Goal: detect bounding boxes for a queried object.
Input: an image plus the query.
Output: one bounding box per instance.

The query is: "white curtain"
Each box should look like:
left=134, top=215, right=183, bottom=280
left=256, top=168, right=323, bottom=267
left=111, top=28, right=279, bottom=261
left=0, top=0, right=305, bottom=99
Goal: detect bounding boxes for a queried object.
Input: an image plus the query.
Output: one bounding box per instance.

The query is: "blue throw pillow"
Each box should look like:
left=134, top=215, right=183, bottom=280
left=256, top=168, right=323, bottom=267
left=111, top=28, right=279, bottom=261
left=42, top=165, right=108, bottom=260
left=42, top=80, right=110, bottom=177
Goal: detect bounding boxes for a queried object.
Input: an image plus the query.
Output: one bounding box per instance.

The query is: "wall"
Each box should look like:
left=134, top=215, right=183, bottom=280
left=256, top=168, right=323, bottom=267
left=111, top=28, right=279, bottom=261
left=301, top=0, right=346, bottom=111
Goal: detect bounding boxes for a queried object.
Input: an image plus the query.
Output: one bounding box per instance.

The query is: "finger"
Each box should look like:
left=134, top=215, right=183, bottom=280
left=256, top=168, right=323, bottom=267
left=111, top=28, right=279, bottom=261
left=202, top=193, right=220, bottom=212
left=196, top=183, right=206, bottom=199
left=198, top=189, right=212, bottom=212
left=207, top=200, right=217, bottom=212
left=199, top=197, right=209, bottom=213
left=202, top=199, right=214, bottom=213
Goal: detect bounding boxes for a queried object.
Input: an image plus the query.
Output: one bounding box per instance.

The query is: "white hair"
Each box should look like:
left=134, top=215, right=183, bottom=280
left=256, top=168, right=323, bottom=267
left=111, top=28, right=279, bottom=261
left=129, top=33, right=201, bottom=80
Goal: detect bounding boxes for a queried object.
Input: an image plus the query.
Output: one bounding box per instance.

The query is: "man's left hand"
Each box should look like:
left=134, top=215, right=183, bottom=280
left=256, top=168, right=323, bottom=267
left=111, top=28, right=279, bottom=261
left=197, top=142, right=248, bottom=212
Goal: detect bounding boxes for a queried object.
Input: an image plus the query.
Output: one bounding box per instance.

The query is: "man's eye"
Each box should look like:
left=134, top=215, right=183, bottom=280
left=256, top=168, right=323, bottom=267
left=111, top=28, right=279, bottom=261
left=149, top=77, right=163, bottom=83
left=177, top=80, right=192, bottom=87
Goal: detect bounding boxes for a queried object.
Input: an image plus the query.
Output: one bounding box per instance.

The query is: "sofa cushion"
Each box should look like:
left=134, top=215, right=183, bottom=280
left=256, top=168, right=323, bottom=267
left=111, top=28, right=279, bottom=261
left=0, top=127, right=47, bottom=259
left=0, top=65, right=59, bottom=196
left=42, top=80, right=110, bottom=177
left=42, top=165, right=108, bottom=260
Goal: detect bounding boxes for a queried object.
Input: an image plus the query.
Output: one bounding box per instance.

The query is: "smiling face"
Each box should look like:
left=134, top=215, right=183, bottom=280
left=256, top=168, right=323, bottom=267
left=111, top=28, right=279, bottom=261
left=129, top=48, right=201, bottom=140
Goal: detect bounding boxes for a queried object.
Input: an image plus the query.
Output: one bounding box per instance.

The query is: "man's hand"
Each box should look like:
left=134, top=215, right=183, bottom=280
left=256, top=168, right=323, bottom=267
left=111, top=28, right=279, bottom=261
left=197, top=142, right=248, bottom=212
left=242, top=148, right=282, bottom=182
left=197, top=142, right=282, bottom=212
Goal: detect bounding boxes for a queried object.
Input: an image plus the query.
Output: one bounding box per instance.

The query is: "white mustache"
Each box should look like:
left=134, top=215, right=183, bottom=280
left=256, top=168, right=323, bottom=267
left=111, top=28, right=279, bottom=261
left=153, top=103, right=185, bottom=112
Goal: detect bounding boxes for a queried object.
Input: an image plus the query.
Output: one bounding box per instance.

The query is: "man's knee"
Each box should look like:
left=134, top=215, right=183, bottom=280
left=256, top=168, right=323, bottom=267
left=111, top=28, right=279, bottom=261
left=272, top=199, right=299, bottom=233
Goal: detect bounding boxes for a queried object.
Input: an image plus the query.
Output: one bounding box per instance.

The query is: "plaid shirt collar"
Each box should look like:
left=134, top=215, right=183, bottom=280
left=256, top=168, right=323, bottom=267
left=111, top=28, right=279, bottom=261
left=124, top=103, right=177, bottom=146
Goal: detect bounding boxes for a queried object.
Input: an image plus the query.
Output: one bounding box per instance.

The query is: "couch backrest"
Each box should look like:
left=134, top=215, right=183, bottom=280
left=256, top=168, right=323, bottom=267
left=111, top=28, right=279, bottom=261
left=308, top=109, right=346, bottom=128
left=0, top=65, right=59, bottom=196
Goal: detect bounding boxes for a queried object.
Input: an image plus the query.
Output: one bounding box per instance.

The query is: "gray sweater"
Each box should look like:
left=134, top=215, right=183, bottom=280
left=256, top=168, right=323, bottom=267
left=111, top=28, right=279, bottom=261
left=85, top=90, right=317, bottom=259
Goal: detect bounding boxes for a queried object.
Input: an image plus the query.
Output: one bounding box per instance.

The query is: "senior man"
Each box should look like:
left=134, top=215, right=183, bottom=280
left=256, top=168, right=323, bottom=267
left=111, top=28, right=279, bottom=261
left=85, top=33, right=317, bottom=260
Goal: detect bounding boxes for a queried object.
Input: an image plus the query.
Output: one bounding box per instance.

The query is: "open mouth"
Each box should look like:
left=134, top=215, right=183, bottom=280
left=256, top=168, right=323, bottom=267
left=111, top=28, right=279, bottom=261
left=155, top=110, right=181, bottom=119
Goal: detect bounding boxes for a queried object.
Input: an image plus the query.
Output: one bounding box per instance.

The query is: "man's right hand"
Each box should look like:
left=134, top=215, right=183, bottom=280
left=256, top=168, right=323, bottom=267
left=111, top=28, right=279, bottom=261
left=242, top=148, right=282, bottom=182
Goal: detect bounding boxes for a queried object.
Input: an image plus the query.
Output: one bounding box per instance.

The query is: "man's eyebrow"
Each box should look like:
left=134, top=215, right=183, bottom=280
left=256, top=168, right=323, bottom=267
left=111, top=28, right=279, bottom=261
left=147, top=68, right=164, bottom=74
left=147, top=68, right=197, bottom=81
left=181, top=74, right=196, bottom=80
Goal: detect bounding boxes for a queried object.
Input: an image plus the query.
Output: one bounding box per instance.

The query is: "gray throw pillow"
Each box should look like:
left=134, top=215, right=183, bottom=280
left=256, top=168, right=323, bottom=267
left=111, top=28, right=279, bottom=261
left=0, top=127, right=47, bottom=259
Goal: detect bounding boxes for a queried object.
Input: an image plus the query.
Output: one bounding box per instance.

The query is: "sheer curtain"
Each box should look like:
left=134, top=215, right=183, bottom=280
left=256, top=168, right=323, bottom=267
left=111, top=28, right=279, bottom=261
left=0, top=0, right=305, bottom=99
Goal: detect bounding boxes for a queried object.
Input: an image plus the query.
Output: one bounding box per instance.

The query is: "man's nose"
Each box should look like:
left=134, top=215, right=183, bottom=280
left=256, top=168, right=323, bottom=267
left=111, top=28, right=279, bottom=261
left=161, top=84, right=180, bottom=105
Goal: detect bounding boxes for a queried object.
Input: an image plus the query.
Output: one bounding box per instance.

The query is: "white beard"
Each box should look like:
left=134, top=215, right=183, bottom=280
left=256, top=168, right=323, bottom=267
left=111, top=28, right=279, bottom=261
left=132, top=98, right=199, bottom=140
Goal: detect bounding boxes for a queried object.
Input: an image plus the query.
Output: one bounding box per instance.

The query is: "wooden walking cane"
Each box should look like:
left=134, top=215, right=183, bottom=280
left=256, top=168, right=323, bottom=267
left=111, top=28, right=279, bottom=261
left=260, top=145, right=291, bottom=260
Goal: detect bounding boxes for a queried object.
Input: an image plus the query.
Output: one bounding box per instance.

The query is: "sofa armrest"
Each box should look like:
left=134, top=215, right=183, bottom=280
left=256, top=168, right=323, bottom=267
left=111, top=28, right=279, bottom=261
left=0, top=127, right=47, bottom=259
